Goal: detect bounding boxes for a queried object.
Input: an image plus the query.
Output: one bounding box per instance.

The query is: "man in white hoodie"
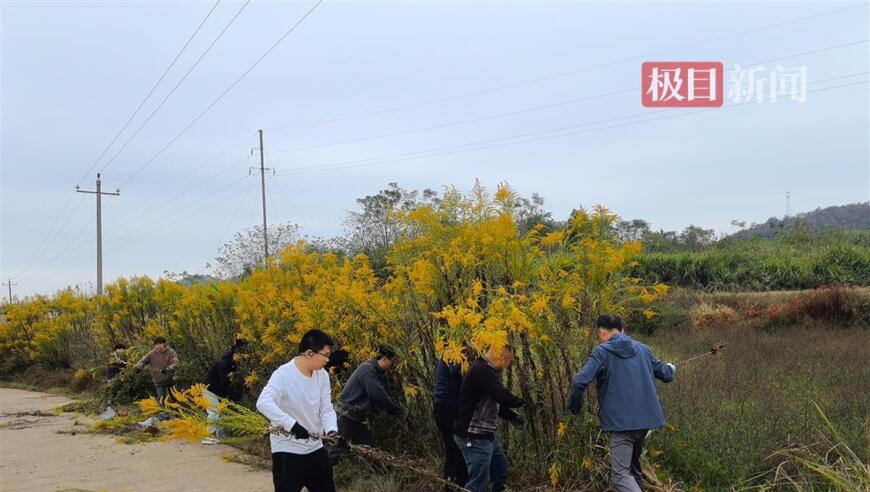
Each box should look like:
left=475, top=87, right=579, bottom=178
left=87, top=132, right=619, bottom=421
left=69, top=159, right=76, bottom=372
left=257, top=329, right=339, bottom=492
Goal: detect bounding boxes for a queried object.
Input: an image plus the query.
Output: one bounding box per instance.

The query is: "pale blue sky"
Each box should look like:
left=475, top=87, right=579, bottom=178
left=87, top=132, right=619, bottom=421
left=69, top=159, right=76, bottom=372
left=2, top=1, right=868, bottom=297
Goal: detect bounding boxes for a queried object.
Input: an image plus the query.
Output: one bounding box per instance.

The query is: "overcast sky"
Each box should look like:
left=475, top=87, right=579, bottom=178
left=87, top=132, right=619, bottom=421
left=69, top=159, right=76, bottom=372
left=2, top=1, right=868, bottom=298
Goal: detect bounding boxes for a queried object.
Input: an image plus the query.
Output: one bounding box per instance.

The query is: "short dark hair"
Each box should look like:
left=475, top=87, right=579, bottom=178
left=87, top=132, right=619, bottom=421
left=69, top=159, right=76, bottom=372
left=153, top=336, right=167, bottom=345
left=596, top=314, right=623, bottom=331
left=113, top=342, right=127, bottom=350
left=298, top=329, right=334, bottom=354
left=376, top=345, right=396, bottom=360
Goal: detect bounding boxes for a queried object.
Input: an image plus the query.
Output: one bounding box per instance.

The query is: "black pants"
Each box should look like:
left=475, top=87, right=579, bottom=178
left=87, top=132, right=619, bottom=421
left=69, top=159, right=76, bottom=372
left=272, top=448, right=335, bottom=492
left=328, top=414, right=373, bottom=465
left=434, top=402, right=468, bottom=487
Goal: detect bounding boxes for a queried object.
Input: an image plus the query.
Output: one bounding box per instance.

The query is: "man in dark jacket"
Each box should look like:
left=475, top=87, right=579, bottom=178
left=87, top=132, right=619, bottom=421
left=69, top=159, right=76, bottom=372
left=453, top=345, right=525, bottom=492
left=567, top=315, right=676, bottom=492
left=329, top=346, right=403, bottom=463
left=205, top=338, right=247, bottom=400
left=433, top=359, right=466, bottom=487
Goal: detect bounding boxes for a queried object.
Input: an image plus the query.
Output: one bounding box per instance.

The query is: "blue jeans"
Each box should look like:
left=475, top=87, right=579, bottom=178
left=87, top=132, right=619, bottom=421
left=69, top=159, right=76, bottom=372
left=453, top=434, right=508, bottom=492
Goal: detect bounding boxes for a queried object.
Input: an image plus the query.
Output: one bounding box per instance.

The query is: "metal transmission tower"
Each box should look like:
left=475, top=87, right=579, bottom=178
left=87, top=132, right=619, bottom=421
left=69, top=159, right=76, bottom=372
left=786, top=191, right=792, bottom=218
left=76, top=174, right=120, bottom=295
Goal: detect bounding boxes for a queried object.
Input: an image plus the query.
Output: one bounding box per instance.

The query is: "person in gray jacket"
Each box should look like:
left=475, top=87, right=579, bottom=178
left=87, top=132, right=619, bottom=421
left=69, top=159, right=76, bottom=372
left=567, top=315, right=676, bottom=492
left=134, top=336, right=178, bottom=407
left=329, top=346, right=403, bottom=463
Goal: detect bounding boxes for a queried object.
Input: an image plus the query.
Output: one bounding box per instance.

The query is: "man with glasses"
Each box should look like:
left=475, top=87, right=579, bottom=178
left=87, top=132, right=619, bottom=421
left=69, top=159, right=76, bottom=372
left=257, top=329, right=340, bottom=492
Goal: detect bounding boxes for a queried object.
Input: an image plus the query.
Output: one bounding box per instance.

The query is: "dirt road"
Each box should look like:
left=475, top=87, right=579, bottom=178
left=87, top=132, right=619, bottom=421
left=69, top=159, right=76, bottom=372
left=0, top=387, right=273, bottom=492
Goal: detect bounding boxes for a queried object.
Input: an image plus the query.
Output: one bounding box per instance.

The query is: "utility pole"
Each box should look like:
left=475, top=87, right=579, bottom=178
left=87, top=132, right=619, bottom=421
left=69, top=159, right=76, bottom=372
left=250, top=129, right=273, bottom=265
left=259, top=130, right=268, bottom=263
left=76, top=173, right=120, bottom=295
left=2, top=279, right=16, bottom=304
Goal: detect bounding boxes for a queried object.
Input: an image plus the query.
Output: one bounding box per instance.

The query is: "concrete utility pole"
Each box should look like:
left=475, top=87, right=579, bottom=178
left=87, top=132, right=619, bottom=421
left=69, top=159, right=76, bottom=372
left=259, top=129, right=269, bottom=263
left=76, top=173, right=120, bottom=295
left=250, top=130, right=273, bottom=265
left=2, top=279, right=16, bottom=304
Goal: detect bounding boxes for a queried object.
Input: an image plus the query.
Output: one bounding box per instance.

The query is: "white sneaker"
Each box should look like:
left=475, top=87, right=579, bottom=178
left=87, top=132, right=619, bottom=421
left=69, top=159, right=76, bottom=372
left=138, top=416, right=157, bottom=428
left=98, top=407, right=116, bottom=420
left=201, top=437, right=220, bottom=445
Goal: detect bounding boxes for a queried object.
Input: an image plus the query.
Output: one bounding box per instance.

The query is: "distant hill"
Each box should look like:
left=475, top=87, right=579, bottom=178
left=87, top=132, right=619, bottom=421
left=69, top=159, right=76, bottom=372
left=730, top=202, right=869, bottom=240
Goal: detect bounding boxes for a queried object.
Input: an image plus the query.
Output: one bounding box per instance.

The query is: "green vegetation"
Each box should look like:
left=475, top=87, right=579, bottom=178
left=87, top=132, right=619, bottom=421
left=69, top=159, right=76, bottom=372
left=637, top=231, right=870, bottom=291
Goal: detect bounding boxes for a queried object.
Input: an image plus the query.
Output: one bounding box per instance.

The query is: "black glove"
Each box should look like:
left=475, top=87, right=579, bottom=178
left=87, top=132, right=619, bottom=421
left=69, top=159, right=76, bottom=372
left=567, top=391, right=583, bottom=415
left=290, top=422, right=310, bottom=439
left=510, top=415, right=526, bottom=430
left=161, top=368, right=169, bottom=374
left=325, top=430, right=348, bottom=448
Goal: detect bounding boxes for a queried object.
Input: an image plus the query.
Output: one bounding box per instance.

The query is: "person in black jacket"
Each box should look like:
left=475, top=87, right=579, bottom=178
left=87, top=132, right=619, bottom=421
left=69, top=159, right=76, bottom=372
left=329, top=346, right=403, bottom=464
left=103, top=343, right=128, bottom=411
left=205, top=338, right=247, bottom=400
left=433, top=359, right=467, bottom=487
left=453, top=345, right=526, bottom=492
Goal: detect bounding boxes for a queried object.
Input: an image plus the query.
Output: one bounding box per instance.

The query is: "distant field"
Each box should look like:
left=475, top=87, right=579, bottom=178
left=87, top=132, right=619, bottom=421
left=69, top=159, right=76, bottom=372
left=635, top=288, right=870, bottom=488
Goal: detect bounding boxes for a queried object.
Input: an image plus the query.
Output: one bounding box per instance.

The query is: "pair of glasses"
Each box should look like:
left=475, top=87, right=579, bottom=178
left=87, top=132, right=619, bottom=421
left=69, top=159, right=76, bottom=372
left=309, top=350, right=331, bottom=360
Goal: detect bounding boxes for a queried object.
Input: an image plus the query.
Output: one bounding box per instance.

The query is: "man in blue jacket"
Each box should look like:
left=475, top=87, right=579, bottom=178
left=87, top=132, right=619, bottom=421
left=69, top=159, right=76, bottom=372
left=567, top=315, right=676, bottom=492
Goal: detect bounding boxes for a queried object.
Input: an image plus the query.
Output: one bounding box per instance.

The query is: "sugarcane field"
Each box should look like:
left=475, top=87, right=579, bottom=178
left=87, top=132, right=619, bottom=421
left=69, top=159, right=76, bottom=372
left=1, top=1, right=868, bottom=491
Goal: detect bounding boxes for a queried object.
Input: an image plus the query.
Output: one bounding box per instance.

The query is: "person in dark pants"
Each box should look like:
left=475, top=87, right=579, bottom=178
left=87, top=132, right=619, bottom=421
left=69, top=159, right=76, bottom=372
left=257, top=329, right=339, bottom=492
left=205, top=338, right=247, bottom=400
left=567, top=314, right=676, bottom=492
left=329, top=346, right=403, bottom=464
left=104, top=342, right=128, bottom=407
left=433, top=359, right=467, bottom=487
left=453, top=345, right=526, bottom=492
left=134, top=336, right=178, bottom=407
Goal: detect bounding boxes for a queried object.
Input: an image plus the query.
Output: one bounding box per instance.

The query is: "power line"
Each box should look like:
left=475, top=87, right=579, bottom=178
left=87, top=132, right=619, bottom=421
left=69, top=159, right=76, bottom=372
left=99, top=132, right=255, bottom=239
left=47, top=41, right=857, bottom=277
left=15, top=1, right=223, bottom=280
left=76, top=0, right=222, bottom=186
left=101, top=180, right=257, bottom=259
left=20, top=79, right=866, bottom=291
left=14, top=193, right=90, bottom=279
left=11, top=192, right=83, bottom=279
left=17, top=139, right=253, bottom=282
left=17, top=216, right=96, bottom=284
left=269, top=39, right=868, bottom=155
left=268, top=3, right=867, bottom=134
left=17, top=134, right=255, bottom=282
left=116, top=0, right=324, bottom=190
left=269, top=175, right=298, bottom=218
left=21, top=177, right=256, bottom=284
left=121, top=175, right=250, bottom=236
left=217, top=181, right=258, bottom=246
left=105, top=156, right=250, bottom=238
left=98, top=0, right=251, bottom=176
left=272, top=75, right=869, bottom=178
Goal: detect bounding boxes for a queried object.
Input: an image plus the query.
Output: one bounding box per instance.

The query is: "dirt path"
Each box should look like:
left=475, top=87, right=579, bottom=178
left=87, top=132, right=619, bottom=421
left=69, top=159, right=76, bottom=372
left=0, top=387, right=273, bottom=492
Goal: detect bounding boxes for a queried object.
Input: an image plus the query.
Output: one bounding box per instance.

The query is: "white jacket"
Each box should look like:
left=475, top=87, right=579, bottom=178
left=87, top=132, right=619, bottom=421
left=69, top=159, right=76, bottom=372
left=256, top=358, right=338, bottom=454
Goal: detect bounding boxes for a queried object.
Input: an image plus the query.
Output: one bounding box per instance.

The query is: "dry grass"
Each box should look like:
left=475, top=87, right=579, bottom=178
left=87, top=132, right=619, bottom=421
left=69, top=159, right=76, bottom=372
left=639, top=321, right=869, bottom=488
